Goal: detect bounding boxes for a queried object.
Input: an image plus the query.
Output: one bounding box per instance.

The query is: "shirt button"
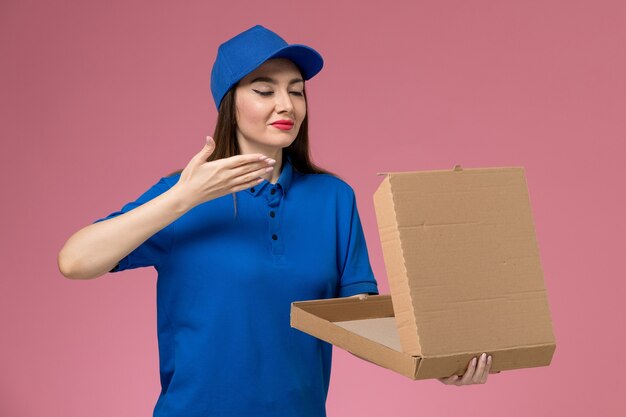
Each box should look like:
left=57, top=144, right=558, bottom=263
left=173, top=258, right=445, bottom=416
left=251, top=187, right=255, bottom=192
left=269, top=211, right=275, bottom=218
left=270, top=188, right=276, bottom=195
left=272, top=234, right=278, bottom=240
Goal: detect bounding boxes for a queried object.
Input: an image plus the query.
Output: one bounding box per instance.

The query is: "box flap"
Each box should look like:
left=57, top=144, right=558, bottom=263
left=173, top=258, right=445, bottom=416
left=291, top=294, right=555, bottom=380
left=373, top=165, right=555, bottom=357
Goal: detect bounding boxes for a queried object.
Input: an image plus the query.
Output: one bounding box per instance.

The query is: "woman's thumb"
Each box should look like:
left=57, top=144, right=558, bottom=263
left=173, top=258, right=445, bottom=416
left=205, top=135, right=215, bottom=153
left=194, top=136, right=215, bottom=163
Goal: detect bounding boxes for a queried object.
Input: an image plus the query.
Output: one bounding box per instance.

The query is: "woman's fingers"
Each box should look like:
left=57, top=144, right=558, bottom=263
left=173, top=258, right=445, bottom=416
left=225, top=152, right=269, bottom=168
left=348, top=293, right=369, bottom=300
left=472, top=353, right=488, bottom=383
left=438, top=374, right=460, bottom=385
left=439, top=353, right=495, bottom=386
left=480, top=355, right=493, bottom=383
left=459, top=356, right=478, bottom=385
left=229, top=157, right=276, bottom=181
left=232, top=164, right=274, bottom=187
left=231, top=174, right=265, bottom=192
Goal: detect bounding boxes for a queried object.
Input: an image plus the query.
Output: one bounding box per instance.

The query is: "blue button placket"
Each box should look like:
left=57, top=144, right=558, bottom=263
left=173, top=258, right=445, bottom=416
left=264, top=184, right=285, bottom=255
left=266, top=184, right=286, bottom=264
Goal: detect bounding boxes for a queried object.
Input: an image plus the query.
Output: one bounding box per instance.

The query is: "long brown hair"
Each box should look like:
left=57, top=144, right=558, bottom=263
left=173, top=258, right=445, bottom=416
left=166, top=80, right=343, bottom=217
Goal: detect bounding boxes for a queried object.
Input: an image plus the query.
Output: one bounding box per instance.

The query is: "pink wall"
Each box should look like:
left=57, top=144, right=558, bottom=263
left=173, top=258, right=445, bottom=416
left=1, top=0, right=624, bottom=416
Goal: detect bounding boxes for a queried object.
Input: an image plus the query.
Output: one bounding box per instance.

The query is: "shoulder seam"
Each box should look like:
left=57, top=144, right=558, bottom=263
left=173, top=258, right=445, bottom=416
left=306, top=172, right=354, bottom=191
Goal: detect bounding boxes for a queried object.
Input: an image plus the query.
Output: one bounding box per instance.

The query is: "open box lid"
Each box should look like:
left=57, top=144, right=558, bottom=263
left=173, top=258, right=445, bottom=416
left=372, top=165, right=556, bottom=358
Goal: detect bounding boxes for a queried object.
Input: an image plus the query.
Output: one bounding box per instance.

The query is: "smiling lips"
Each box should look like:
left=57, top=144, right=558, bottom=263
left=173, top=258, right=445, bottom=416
left=271, top=120, right=294, bottom=130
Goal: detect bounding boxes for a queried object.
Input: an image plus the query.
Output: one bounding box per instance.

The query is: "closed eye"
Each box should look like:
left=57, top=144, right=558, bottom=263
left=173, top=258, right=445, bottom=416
left=252, top=89, right=304, bottom=97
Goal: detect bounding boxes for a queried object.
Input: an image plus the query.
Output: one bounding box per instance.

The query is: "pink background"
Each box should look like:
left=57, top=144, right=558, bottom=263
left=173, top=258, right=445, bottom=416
left=1, top=0, right=624, bottom=416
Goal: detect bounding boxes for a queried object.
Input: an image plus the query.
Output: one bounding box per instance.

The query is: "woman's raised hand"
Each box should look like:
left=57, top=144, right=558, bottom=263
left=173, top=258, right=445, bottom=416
left=172, top=136, right=276, bottom=208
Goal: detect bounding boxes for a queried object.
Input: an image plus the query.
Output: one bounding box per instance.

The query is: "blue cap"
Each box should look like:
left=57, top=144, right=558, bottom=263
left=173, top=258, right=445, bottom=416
left=210, top=24, right=324, bottom=110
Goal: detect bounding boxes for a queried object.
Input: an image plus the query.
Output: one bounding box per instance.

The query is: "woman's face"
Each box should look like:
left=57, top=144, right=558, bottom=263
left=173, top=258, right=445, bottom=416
left=234, top=58, right=306, bottom=155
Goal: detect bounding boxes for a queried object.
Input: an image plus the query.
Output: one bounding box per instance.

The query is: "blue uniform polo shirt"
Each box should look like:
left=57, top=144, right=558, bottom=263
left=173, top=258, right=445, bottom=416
left=92, top=155, right=380, bottom=417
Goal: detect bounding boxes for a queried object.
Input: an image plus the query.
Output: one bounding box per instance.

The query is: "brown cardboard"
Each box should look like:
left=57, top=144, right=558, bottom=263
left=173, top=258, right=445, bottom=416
left=290, top=165, right=556, bottom=380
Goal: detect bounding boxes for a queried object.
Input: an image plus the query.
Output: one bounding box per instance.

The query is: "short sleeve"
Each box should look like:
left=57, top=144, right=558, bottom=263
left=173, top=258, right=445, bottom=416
left=336, top=186, right=380, bottom=297
left=91, top=177, right=175, bottom=273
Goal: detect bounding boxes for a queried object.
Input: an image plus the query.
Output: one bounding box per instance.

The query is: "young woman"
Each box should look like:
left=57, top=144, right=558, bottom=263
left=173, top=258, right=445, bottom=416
left=58, top=24, right=492, bottom=417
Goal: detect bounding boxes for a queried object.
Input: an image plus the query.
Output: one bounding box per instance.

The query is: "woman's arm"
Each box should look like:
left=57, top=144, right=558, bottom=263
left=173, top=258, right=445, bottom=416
left=57, top=186, right=192, bottom=280
left=58, top=139, right=276, bottom=280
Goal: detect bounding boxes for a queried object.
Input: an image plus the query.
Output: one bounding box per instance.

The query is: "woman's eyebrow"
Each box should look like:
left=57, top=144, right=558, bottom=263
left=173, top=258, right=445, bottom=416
left=250, top=76, right=304, bottom=85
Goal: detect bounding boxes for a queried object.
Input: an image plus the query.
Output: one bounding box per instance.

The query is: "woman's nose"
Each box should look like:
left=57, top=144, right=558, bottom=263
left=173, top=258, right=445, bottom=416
left=274, top=90, right=294, bottom=112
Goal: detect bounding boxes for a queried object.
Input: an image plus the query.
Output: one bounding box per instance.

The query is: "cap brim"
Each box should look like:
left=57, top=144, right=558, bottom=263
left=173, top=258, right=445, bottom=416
left=266, top=44, right=324, bottom=80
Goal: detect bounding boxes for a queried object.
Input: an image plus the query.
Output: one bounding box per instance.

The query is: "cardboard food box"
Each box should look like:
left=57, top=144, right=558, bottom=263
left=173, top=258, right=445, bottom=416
left=290, top=165, right=556, bottom=380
